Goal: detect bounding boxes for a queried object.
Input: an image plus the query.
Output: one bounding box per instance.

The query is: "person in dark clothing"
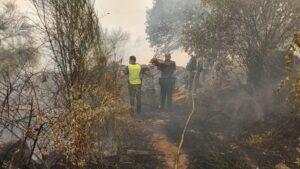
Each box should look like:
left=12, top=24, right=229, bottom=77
left=186, top=56, right=197, bottom=92
left=152, top=53, right=176, bottom=111
left=186, top=56, right=204, bottom=91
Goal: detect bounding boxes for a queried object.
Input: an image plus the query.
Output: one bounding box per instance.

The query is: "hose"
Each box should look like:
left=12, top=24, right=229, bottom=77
left=174, top=71, right=199, bottom=169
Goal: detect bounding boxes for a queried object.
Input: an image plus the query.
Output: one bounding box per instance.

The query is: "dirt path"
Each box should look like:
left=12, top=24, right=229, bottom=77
left=142, top=115, right=189, bottom=169
left=152, top=133, right=188, bottom=169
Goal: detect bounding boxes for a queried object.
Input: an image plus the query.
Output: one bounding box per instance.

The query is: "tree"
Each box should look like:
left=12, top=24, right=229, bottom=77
left=277, top=32, right=300, bottom=167
left=146, top=0, right=200, bottom=54
left=278, top=33, right=300, bottom=115
left=0, top=2, right=42, bottom=168
left=0, top=2, right=38, bottom=72
left=102, top=28, right=130, bottom=63
left=32, top=0, right=103, bottom=108
left=182, top=0, right=300, bottom=86
left=30, top=0, right=130, bottom=166
left=147, top=0, right=300, bottom=86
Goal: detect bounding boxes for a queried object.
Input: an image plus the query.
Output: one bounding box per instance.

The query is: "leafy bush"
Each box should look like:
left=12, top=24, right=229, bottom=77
left=277, top=32, right=300, bottom=167
left=38, top=86, right=130, bottom=166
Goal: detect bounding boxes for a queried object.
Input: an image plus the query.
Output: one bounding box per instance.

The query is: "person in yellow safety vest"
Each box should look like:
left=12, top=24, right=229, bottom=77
left=123, top=56, right=142, bottom=114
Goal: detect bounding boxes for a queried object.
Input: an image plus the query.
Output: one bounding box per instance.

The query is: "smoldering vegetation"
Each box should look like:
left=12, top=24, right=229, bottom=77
left=0, top=0, right=300, bottom=169
left=0, top=1, right=162, bottom=168
left=139, top=53, right=299, bottom=168
left=145, top=0, right=300, bottom=168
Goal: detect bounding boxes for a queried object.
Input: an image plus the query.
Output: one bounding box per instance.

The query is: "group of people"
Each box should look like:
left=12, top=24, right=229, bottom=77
left=121, top=53, right=176, bottom=114
left=121, top=53, right=203, bottom=115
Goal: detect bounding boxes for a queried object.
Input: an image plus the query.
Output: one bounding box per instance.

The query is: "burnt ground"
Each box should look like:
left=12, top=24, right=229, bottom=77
left=94, top=111, right=188, bottom=169
left=92, top=119, right=167, bottom=169
left=130, top=101, right=300, bottom=169
left=2, top=99, right=298, bottom=169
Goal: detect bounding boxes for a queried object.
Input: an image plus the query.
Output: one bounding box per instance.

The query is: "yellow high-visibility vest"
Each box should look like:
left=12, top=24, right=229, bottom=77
left=128, top=64, right=142, bottom=85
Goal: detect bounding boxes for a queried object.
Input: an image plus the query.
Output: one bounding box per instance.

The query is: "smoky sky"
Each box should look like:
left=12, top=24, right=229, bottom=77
left=16, top=0, right=189, bottom=66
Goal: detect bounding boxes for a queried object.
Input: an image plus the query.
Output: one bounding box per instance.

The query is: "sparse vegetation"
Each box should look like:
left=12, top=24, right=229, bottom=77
left=245, top=131, right=273, bottom=146
left=0, top=0, right=300, bottom=168
left=278, top=32, right=300, bottom=167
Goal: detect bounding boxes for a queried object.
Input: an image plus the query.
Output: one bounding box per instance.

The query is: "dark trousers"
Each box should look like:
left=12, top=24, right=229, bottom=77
left=128, top=84, right=141, bottom=113
left=187, top=71, right=200, bottom=91
left=159, top=78, right=175, bottom=110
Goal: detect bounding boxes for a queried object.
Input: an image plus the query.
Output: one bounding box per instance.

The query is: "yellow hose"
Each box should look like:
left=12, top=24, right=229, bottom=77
left=174, top=71, right=198, bottom=169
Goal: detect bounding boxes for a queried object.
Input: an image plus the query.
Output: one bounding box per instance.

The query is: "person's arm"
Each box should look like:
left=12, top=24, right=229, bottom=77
left=150, top=58, right=164, bottom=71
left=157, top=63, right=164, bottom=71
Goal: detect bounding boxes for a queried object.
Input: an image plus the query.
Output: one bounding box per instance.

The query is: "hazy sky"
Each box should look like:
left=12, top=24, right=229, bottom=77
left=95, top=0, right=189, bottom=66
left=95, top=0, right=152, bottom=38
left=16, top=0, right=188, bottom=66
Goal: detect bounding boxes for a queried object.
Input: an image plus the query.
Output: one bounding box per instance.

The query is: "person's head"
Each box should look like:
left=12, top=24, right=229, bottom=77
left=129, top=56, right=136, bottom=64
left=165, top=53, right=171, bottom=60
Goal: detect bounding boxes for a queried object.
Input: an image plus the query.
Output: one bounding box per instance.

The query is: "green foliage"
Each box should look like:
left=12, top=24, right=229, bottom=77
left=277, top=33, right=300, bottom=116
left=147, top=0, right=300, bottom=85
left=146, top=0, right=202, bottom=54
left=277, top=32, right=300, bottom=167
left=184, top=0, right=300, bottom=85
